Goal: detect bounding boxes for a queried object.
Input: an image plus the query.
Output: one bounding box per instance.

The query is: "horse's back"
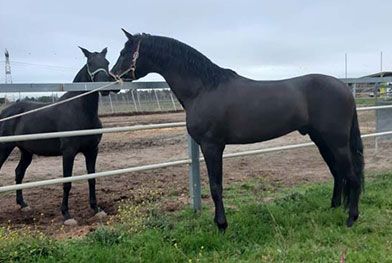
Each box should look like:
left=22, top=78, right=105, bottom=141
left=187, top=74, right=355, bottom=144
left=0, top=100, right=102, bottom=156
left=0, top=101, right=49, bottom=135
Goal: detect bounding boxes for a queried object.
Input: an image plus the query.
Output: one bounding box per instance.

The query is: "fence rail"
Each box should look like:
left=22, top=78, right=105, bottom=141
left=0, top=122, right=186, bottom=143
left=0, top=76, right=391, bottom=92
left=0, top=82, right=169, bottom=92
left=1, top=129, right=392, bottom=194
left=0, top=104, right=383, bottom=143
left=0, top=76, right=389, bottom=116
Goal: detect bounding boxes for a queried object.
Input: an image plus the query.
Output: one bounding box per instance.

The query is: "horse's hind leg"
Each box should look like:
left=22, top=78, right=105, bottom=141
left=309, top=133, right=342, bottom=207
left=84, top=148, right=105, bottom=218
left=330, top=144, right=360, bottom=226
left=0, top=144, right=14, bottom=170
left=15, top=150, right=33, bottom=209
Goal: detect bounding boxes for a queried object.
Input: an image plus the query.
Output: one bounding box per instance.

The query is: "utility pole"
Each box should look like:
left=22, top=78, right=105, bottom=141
left=5, top=49, right=12, bottom=84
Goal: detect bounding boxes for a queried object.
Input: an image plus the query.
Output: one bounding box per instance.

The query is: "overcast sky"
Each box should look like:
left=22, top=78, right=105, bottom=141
left=1, top=0, right=392, bottom=83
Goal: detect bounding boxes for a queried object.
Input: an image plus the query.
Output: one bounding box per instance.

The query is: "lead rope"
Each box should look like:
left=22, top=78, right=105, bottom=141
left=0, top=40, right=146, bottom=123
left=0, top=80, right=120, bottom=123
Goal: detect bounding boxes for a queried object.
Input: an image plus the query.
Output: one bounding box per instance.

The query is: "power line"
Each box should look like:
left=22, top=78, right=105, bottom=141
left=0, top=60, right=78, bottom=71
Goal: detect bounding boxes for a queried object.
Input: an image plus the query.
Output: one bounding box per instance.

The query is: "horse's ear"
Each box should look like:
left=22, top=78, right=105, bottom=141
left=101, top=47, right=108, bottom=56
left=78, top=46, right=91, bottom=58
left=121, top=28, right=133, bottom=40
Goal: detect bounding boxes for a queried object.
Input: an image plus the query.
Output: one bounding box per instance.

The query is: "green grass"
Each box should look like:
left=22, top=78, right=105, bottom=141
left=2, top=173, right=392, bottom=262
left=355, top=97, right=377, bottom=106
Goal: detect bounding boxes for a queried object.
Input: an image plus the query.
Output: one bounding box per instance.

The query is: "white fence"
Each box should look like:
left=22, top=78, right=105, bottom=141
left=0, top=79, right=392, bottom=210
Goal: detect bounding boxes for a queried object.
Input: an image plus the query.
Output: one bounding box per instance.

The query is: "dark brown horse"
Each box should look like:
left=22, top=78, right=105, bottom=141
left=111, top=30, right=364, bottom=230
left=0, top=47, right=114, bottom=225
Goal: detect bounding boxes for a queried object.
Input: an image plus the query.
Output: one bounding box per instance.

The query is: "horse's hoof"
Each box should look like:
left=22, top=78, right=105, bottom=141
left=64, top=218, right=78, bottom=226
left=95, top=211, right=107, bottom=219
left=217, top=221, right=228, bottom=233
left=346, top=215, right=358, bottom=227
left=331, top=202, right=341, bottom=208
left=20, top=206, right=32, bottom=212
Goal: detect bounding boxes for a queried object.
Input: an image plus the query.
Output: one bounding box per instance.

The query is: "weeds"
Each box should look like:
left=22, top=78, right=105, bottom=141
left=2, top=173, right=392, bottom=262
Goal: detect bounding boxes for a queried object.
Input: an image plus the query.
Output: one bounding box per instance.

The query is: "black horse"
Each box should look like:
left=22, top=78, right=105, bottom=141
left=111, top=30, right=364, bottom=230
left=0, top=47, right=114, bottom=225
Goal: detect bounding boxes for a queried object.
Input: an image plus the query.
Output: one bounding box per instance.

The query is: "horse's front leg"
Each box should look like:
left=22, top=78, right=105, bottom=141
left=84, top=148, right=106, bottom=218
left=200, top=141, right=227, bottom=231
left=61, top=149, right=77, bottom=225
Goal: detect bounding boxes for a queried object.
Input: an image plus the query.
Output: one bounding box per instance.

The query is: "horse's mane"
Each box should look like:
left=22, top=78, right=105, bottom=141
left=140, top=34, right=237, bottom=88
left=59, top=65, right=89, bottom=101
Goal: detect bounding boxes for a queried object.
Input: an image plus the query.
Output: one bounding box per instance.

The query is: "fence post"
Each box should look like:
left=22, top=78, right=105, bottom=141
left=108, top=94, right=114, bottom=113
left=154, top=89, right=162, bottom=111
left=352, top=83, right=356, bottom=98
left=375, top=82, right=380, bottom=153
left=136, top=89, right=142, bottom=111
left=187, top=134, right=201, bottom=211
left=130, top=89, right=138, bottom=112
left=169, top=91, right=177, bottom=111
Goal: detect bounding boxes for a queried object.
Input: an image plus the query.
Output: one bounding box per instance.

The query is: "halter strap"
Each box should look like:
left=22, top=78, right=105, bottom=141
left=116, top=39, right=142, bottom=80
left=130, top=39, right=142, bottom=80
left=86, top=64, right=109, bottom=81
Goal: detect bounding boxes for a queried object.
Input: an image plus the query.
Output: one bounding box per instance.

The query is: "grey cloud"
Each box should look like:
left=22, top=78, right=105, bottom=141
left=1, top=0, right=392, bottom=83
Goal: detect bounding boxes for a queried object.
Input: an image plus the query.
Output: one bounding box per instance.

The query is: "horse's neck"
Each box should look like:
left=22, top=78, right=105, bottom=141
left=143, top=37, right=236, bottom=109
left=61, top=66, right=99, bottom=117
left=160, top=72, right=202, bottom=109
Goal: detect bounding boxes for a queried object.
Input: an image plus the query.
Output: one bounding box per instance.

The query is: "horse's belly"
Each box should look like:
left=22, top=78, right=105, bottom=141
left=18, top=139, right=62, bottom=156
left=224, top=109, right=307, bottom=144
left=225, top=124, right=298, bottom=144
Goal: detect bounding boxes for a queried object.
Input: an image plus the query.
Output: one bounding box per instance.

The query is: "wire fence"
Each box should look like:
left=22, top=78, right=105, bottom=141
left=0, top=103, right=392, bottom=211
left=0, top=89, right=184, bottom=115
left=98, top=89, right=183, bottom=114
left=1, top=79, right=392, bottom=210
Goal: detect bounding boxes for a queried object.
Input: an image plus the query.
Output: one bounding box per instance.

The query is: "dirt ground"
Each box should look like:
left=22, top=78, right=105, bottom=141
left=0, top=110, right=391, bottom=237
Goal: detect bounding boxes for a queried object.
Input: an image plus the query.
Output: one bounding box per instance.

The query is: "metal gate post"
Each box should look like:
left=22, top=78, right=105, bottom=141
left=187, top=134, right=201, bottom=211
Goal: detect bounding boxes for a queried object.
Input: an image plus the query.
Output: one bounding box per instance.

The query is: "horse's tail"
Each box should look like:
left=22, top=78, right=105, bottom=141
left=0, top=108, right=10, bottom=135
left=343, top=110, right=364, bottom=207
left=0, top=102, right=24, bottom=136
